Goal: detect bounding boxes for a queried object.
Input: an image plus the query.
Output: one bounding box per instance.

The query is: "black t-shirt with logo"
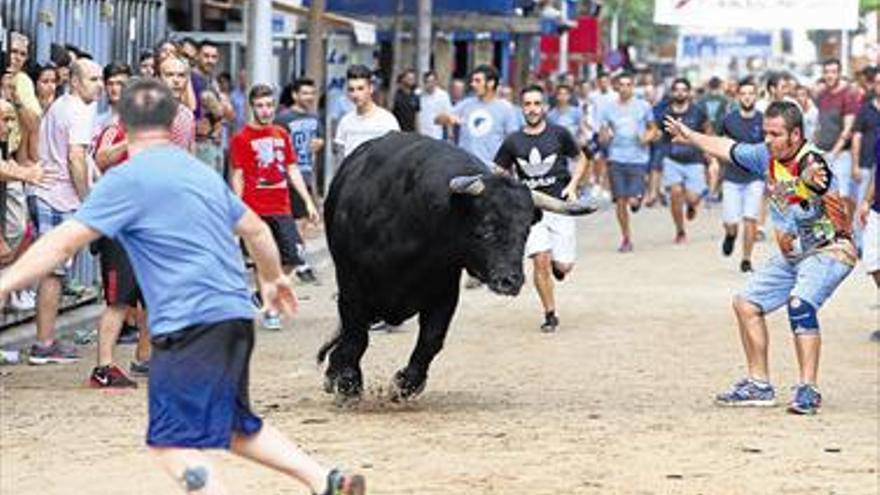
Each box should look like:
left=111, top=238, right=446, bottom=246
left=494, top=123, right=579, bottom=198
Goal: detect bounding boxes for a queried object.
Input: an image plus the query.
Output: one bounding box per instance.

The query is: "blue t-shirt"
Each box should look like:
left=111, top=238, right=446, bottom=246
left=854, top=100, right=880, bottom=170
left=275, top=109, right=323, bottom=177
left=599, top=97, right=653, bottom=165
left=547, top=105, right=582, bottom=141
left=453, top=96, right=519, bottom=168
left=75, top=146, right=253, bottom=336
left=874, top=138, right=880, bottom=213
left=720, top=110, right=764, bottom=184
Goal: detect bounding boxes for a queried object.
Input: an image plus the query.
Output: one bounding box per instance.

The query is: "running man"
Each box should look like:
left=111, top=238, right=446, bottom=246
left=597, top=72, right=657, bottom=252
left=0, top=78, right=364, bottom=495
left=856, top=138, right=879, bottom=342
left=230, top=84, right=319, bottom=330
left=495, top=85, right=589, bottom=333
left=665, top=100, right=856, bottom=415
left=334, top=65, right=399, bottom=158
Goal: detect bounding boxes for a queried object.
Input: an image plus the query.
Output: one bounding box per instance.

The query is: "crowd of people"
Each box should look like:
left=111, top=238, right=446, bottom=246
left=0, top=27, right=877, bottom=491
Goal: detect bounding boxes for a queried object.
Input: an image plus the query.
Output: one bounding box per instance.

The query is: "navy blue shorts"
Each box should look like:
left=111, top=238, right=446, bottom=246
left=147, top=319, right=263, bottom=449
left=608, top=162, right=648, bottom=200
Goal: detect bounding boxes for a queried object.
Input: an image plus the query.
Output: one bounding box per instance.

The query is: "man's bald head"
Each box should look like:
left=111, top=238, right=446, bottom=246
left=70, top=59, right=104, bottom=104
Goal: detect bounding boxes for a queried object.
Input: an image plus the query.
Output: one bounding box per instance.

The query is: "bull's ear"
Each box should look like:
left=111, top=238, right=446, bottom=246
left=449, top=175, right=485, bottom=196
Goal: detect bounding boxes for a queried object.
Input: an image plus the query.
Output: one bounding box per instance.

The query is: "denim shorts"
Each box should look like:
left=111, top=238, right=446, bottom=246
left=662, top=158, right=707, bottom=195
left=721, top=180, right=765, bottom=224
left=608, top=162, right=647, bottom=200
left=739, top=252, right=853, bottom=314
left=29, top=197, right=75, bottom=277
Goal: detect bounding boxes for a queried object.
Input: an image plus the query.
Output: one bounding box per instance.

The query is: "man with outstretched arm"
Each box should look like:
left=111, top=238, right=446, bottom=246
left=665, top=100, right=856, bottom=415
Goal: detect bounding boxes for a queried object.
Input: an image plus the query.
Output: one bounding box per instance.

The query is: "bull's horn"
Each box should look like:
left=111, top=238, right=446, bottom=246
left=449, top=175, right=485, bottom=196
left=531, top=190, right=596, bottom=216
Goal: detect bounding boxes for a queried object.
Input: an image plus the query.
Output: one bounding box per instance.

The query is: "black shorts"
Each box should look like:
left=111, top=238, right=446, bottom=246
left=245, top=215, right=304, bottom=268
left=147, top=318, right=262, bottom=448
left=289, top=176, right=315, bottom=220
left=97, top=238, right=143, bottom=307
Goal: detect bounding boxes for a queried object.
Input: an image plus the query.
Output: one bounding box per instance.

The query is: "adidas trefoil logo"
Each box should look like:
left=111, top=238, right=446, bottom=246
left=516, top=147, right=556, bottom=178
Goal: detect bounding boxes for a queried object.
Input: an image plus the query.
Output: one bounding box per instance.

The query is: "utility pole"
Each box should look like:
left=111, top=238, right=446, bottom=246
left=390, top=0, right=406, bottom=99
left=246, top=0, right=273, bottom=86
left=558, top=0, right=569, bottom=76
left=306, top=0, right=327, bottom=86
left=416, top=0, right=433, bottom=78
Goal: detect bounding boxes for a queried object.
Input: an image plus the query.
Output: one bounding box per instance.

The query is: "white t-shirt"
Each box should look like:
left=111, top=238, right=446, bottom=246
left=418, top=88, right=452, bottom=140
left=32, top=93, right=94, bottom=212
left=334, top=106, right=400, bottom=157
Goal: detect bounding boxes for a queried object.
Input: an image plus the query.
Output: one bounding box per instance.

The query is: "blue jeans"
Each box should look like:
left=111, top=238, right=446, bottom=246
left=30, top=197, right=75, bottom=277
left=739, top=252, right=853, bottom=315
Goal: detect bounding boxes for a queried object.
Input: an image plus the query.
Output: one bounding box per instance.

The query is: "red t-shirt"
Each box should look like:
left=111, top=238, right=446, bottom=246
left=230, top=124, right=296, bottom=216
left=93, top=119, right=128, bottom=169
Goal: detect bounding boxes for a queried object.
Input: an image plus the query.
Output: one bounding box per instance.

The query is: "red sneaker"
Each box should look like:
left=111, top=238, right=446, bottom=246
left=89, top=364, right=138, bottom=388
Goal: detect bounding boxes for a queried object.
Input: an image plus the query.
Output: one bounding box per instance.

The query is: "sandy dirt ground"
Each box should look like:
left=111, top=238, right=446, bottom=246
left=1, top=204, right=877, bottom=495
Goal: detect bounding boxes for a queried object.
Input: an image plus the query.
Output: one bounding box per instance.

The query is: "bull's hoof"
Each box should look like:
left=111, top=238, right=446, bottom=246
left=390, top=369, right=427, bottom=402
left=324, top=368, right=363, bottom=401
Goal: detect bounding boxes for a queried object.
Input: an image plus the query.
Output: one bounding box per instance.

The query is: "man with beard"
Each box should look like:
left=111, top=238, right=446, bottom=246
left=719, top=78, right=766, bottom=273
left=666, top=101, right=855, bottom=415
left=230, top=84, right=318, bottom=330
left=392, top=68, right=420, bottom=132
left=658, top=78, right=711, bottom=243
left=494, top=85, right=589, bottom=333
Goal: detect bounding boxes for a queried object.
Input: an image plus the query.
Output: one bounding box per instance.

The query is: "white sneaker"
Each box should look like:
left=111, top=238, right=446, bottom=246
left=261, top=311, right=282, bottom=331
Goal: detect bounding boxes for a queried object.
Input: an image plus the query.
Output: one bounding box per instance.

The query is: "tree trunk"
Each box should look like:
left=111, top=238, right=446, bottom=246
left=306, top=0, right=326, bottom=87
left=416, top=0, right=433, bottom=77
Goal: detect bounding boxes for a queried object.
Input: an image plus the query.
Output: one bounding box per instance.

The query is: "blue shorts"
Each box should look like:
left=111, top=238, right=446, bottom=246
left=662, top=158, right=707, bottom=195
left=147, top=319, right=263, bottom=449
left=608, top=162, right=647, bottom=200
left=29, top=196, right=75, bottom=277
left=739, top=253, right=852, bottom=314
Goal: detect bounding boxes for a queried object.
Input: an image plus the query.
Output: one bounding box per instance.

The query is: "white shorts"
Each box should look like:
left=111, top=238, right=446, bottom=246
left=662, top=158, right=707, bottom=195
left=721, top=180, right=765, bottom=224
left=863, top=209, right=880, bottom=274
left=829, top=152, right=854, bottom=198
left=525, top=211, right=576, bottom=264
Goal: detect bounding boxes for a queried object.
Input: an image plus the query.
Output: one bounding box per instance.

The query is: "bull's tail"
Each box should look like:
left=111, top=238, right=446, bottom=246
left=316, top=324, right=342, bottom=365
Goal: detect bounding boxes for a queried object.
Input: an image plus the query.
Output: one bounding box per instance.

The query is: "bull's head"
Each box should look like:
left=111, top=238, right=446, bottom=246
left=449, top=175, right=594, bottom=296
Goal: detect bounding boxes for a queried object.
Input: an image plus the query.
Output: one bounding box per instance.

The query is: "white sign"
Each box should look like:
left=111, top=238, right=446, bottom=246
left=654, top=0, right=860, bottom=30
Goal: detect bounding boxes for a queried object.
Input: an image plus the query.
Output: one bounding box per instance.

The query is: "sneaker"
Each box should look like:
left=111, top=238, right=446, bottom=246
left=629, top=197, right=643, bottom=214
left=261, top=311, right=282, bottom=331
left=540, top=313, right=559, bottom=333
left=787, top=383, right=822, bottom=415
left=740, top=260, right=753, bottom=273
left=715, top=378, right=776, bottom=407
left=89, top=364, right=138, bottom=388
left=28, top=341, right=80, bottom=365
left=756, top=228, right=767, bottom=242
left=369, top=321, right=390, bottom=332
left=296, top=267, right=320, bottom=285
left=130, top=359, right=150, bottom=376
left=674, top=231, right=687, bottom=244
left=7, top=290, right=35, bottom=311
left=319, top=468, right=365, bottom=495
left=116, top=323, right=140, bottom=345
left=722, top=234, right=736, bottom=257
left=870, top=330, right=880, bottom=342
left=551, top=265, right=566, bottom=281
left=617, top=239, right=633, bottom=253
left=686, top=204, right=698, bottom=221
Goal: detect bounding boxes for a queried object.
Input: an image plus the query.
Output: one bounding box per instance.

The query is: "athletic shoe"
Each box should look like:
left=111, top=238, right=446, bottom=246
left=674, top=231, right=687, bottom=244
left=617, top=239, right=633, bottom=253
left=130, top=359, right=150, bottom=376
left=756, top=228, right=767, bottom=242
left=715, top=378, right=776, bottom=407
left=261, top=311, right=282, bottom=331
left=722, top=234, right=736, bottom=257
left=551, top=265, right=566, bottom=281
left=7, top=289, right=35, bottom=311
left=686, top=203, right=698, bottom=221
left=740, top=260, right=753, bottom=273
left=296, top=267, right=320, bottom=285
left=320, top=468, right=365, bottom=495
left=116, top=323, right=140, bottom=345
left=28, top=341, right=80, bottom=365
left=787, top=383, right=822, bottom=415
left=870, top=330, right=880, bottom=342
left=89, top=364, right=138, bottom=388
left=629, top=197, right=643, bottom=214
left=540, top=313, right=559, bottom=333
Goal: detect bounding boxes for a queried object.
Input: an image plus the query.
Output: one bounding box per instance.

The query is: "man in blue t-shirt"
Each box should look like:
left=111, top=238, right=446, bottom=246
left=856, top=137, right=880, bottom=342
left=719, top=78, right=766, bottom=272
left=658, top=78, right=711, bottom=243
left=0, top=79, right=364, bottom=495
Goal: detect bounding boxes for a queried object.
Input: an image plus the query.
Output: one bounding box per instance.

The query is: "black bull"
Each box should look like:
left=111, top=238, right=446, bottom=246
left=318, top=132, right=593, bottom=400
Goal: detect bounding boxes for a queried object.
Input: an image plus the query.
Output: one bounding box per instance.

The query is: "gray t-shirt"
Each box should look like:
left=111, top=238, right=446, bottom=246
left=599, top=97, right=653, bottom=165
left=453, top=96, right=519, bottom=168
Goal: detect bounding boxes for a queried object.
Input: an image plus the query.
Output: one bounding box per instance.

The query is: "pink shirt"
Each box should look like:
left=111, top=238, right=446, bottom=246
left=32, top=94, right=94, bottom=212
left=170, top=104, right=195, bottom=151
